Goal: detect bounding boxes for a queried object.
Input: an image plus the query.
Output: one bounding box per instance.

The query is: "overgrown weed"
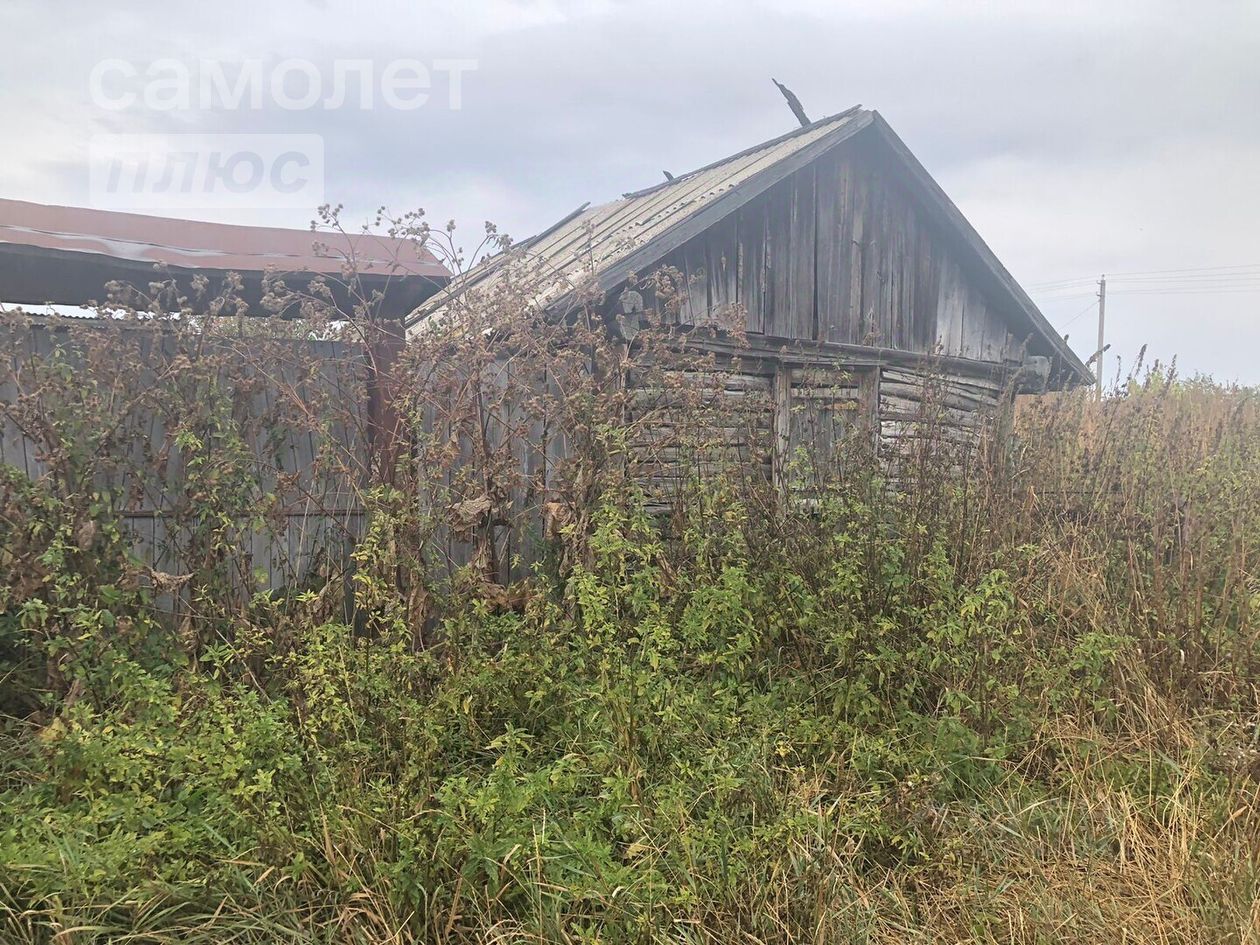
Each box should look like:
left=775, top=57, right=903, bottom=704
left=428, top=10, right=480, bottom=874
left=1, top=273, right=1259, bottom=942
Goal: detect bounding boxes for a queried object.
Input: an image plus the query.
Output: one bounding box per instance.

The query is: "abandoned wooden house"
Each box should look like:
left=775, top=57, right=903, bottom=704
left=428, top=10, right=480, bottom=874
left=0, top=107, right=1091, bottom=587
left=409, top=105, right=1092, bottom=493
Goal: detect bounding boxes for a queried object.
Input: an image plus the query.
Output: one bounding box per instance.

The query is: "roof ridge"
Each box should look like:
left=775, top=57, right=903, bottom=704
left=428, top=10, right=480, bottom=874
left=619, top=104, right=866, bottom=201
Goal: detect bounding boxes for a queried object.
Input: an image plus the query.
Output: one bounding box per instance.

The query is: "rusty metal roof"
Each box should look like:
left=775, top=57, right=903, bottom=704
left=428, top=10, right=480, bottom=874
left=0, top=198, right=450, bottom=279
left=411, top=106, right=873, bottom=326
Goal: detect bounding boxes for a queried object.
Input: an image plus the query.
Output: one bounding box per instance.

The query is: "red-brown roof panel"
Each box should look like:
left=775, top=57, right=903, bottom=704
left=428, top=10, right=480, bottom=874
left=0, top=198, right=449, bottom=279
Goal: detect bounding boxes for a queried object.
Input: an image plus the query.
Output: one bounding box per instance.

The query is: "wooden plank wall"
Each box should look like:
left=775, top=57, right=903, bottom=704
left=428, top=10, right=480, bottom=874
left=657, top=137, right=1023, bottom=365
left=3, top=325, right=1009, bottom=600
left=0, top=321, right=367, bottom=594
left=612, top=350, right=1002, bottom=507
left=786, top=365, right=877, bottom=463
left=408, top=352, right=580, bottom=587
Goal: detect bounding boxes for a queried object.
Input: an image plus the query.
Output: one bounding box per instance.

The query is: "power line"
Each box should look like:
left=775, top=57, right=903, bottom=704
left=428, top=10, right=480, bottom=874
left=1028, top=262, right=1260, bottom=291
left=1027, top=277, right=1098, bottom=290
left=1035, top=291, right=1097, bottom=302
left=1054, top=296, right=1100, bottom=331
left=1109, top=286, right=1260, bottom=296
left=1108, top=263, right=1260, bottom=277
left=1107, top=277, right=1260, bottom=288
left=1116, top=272, right=1260, bottom=280
left=1036, top=279, right=1260, bottom=294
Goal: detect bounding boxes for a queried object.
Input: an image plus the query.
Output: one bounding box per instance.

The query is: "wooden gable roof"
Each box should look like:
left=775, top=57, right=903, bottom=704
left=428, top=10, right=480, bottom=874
left=412, top=108, right=1090, bottom=386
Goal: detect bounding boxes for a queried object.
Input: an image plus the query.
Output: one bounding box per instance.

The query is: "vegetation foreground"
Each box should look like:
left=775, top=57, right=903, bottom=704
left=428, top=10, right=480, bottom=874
left=3, top=358, right=1260, bottom=942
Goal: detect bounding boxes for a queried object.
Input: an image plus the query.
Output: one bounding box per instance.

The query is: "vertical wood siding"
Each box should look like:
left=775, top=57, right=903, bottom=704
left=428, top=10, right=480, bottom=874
left=657, top=137, right=1022, bottom=365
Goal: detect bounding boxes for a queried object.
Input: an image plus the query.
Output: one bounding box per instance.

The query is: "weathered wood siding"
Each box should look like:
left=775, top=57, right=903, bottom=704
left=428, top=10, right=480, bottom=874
left=877, top=366, right=1003, bottom=482
left=656, top=136, right=1023, bottom=364
left=786, top=364, right=878, bottom=463
left=0, top=321, right=367, bottom=594
left=414, top=354, right=558, bottom=586
left=3, top=323, right=1008, bottom=606
left=618, top=352, right=1006, bottom=506
left=626, top=360, right=776, bottom=512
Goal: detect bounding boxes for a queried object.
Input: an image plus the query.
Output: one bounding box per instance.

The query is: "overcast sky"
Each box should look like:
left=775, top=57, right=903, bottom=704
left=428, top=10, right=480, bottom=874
left=2, top=0, right=1258, bottom=381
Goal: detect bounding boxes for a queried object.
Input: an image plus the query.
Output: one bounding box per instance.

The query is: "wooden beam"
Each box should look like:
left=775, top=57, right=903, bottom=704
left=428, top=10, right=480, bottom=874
left=773, top=363, right=792, bottom=495
left=686, top=329, right=1017, bottom=383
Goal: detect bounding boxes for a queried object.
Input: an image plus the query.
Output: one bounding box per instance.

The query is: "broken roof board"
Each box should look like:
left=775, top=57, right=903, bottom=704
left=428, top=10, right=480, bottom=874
left=414, top=106, right=869, bottom=321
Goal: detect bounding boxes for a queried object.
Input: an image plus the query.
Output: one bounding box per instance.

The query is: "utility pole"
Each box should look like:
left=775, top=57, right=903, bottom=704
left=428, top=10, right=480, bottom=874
left=1095, top=275, right=1107, bottom=401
